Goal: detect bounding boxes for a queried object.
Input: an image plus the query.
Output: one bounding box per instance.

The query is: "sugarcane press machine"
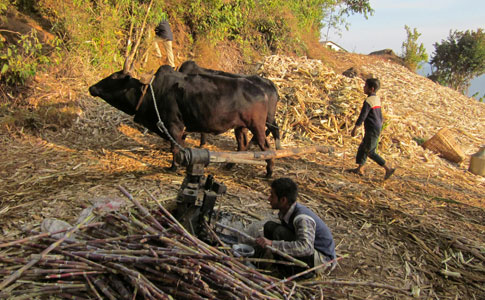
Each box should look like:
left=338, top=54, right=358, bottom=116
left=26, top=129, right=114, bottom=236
left=173, top=145, right=333, bottom=238
left=173, top=148, right=226, bottom=238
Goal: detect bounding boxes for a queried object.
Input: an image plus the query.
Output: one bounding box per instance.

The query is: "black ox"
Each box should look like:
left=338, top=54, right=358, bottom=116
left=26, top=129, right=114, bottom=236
left=178, top=60, right=281, bottom=150
left=88, top=65, right=274, bottom=177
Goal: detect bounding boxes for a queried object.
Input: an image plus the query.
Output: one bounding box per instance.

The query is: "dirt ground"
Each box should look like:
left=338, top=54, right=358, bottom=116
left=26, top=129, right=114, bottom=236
left=1, top=11, right=484, bottom=298
left=1, top=72, right=484, bottom=299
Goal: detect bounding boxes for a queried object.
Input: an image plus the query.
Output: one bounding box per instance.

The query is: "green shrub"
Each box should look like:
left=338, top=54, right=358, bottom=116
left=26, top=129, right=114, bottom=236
left=401, top=25, right=428, bottom=72
left=0, top=0, right=8, bottom=13
left=0, top=29, right=58, bottom=85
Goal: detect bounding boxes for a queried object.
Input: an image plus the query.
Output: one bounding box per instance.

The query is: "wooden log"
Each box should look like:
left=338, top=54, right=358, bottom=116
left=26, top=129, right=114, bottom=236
left=176, top=145, right=333, bottom=167
left=208, top=145, right=333, bottom=164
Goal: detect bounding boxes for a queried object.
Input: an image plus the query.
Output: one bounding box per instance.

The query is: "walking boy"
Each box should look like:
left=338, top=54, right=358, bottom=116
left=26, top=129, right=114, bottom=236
left=349, top=78, right=395, bottom=180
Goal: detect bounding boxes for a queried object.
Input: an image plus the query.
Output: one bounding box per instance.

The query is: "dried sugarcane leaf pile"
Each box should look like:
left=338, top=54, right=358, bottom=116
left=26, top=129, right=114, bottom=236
left=259, top=55, right=366, bottom=145
left=0, top=187, right=326, bottom=300
left=259, top=55, right=485, bottom=167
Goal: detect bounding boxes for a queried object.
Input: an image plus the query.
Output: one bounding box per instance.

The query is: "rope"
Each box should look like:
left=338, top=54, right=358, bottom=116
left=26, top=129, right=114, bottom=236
left=148, top=79, right=186, bottom=153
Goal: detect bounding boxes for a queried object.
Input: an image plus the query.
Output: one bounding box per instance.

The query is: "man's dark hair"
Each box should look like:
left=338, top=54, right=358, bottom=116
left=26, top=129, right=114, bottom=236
left=271, top=177, right=298, bottom=204
left=365, top=78, right=380, bottom=92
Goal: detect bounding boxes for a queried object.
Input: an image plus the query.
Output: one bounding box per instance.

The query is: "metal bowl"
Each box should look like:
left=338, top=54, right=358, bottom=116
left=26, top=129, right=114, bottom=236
left=232, top=243, right=255, bottom=257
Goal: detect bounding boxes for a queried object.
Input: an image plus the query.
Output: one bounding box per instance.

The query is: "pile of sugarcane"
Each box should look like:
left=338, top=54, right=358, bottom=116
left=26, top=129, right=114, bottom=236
left=258, top=55, right=366, bottom=145
left=0, top=187, right=319, bottom=300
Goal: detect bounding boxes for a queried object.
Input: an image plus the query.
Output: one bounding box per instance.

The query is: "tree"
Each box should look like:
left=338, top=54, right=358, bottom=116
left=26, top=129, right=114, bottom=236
left=321, top=0, right=374, bottom=41
left=401, top=25, right=428, bottom=72
left=430, top=29, right=485, bottom=94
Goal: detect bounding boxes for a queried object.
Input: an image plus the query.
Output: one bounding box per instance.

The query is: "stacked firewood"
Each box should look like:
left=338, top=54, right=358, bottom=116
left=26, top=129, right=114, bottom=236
left=0, top=187, right=317, bottom=300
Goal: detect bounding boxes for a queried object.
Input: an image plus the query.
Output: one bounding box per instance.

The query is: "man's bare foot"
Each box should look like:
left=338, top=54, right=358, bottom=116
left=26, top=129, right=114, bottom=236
left=346, top=168, right=364, bottom=176
left=384, top=168, right=395, bottom=180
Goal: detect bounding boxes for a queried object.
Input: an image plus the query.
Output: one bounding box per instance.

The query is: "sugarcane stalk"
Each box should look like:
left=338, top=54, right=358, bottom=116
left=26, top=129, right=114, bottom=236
left=128, top=213, right=161, bottom=235
left=201, top=262, right=274, bottom=300
left=216, top=222, right=308, bottom=268
left=0, top=222, right=103, bottom=248
left=145, top=189, right=203, bottom=247
left=107, top=262, right=172, bottom=300
left=57, top=293, right=91, bottom=300
left=118, top=185, right=168, bottom=233
left=3, top=285, right=87, bottom=299
left=13, top=268, right=96, bottom=275
left=16, top=280, right=82, bottom=286
left=242, top=257, right=304, bottom=266
left=161, top=287, right=207, bottom=300
left=92, top=276, right=118, bottom=300
left=302, top=279, right=411, bottom=295
left=203, top=220, right=233, bottom=256
left=45, top=270, right=104, bottom=279
left=84, top=274, right=103, bottom=300
left=55, top=249, right=112, bottom=272
left=216, top=262, right=282, bottom=299
left=0, top=212, right=95, bottom=290
left=37, top=260, right=92, bottom=269
left=59, top=235, right=132, bottom=250
left=265, top=256, right=341, bottom=290
left=108, top=274, right=132, bottom=300
left=286, top=282, right=297, bottom=300
left=142, top=271, right=213, bottom=299
left=127, top=275, right=154, bottom=300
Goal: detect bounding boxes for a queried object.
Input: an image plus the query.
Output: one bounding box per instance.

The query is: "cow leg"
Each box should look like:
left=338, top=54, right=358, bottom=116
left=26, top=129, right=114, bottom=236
left=241, top=128, right=250, bottom=149
left=199, top=133, right=207, bottom=148
left=251, top=127, right=273, bottom=178
left=248, top=121, right=281, bottom=150
left=225, top=127, right=248, bottom=170
left=237, top=128, right=251, bottom=152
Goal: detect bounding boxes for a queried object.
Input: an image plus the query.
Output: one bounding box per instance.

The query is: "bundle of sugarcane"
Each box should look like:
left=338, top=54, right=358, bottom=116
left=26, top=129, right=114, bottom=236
left=0, top=186, right=319, bottom=300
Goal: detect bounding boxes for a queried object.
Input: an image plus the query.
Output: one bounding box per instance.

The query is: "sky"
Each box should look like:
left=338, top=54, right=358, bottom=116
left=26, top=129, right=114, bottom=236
left=324, top=0, right=485, bottom=99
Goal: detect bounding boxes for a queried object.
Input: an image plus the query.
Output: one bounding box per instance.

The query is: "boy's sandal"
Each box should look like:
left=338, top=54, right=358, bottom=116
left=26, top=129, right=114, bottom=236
left=384, top=168, right=396, bottom=180
left=346, top=168, right=363, bottom=176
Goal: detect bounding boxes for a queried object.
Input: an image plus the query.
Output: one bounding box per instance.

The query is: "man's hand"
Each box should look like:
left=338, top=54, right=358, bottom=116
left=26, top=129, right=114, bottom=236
left=255, top=237, right=272, bottom=248
left=351, top=126, right=358, bottom=137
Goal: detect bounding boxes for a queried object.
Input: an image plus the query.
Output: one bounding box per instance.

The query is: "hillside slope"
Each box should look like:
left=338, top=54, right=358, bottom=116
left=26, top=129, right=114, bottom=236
left=1, top=9, right=484, bottom=300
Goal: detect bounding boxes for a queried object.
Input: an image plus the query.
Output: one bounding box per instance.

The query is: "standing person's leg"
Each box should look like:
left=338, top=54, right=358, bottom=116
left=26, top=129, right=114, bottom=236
left=162, top=39, right=175, bottom=68
left=367, top=130, right=385, bottom=166
left=350, top=136, right=370, bottom=175
left=367, top=131, right=395, bottom=179
left=154, top=39, right=163, bottom=59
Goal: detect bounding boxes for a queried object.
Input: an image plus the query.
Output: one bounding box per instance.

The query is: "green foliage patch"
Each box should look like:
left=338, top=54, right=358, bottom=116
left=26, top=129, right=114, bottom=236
left=1, top=0, right=374, bottom=87
left=430, top=28, right=485, bottom=94
left=0, top=29, right=61, bottom=85
left=401, top=25, right=428, bottom=72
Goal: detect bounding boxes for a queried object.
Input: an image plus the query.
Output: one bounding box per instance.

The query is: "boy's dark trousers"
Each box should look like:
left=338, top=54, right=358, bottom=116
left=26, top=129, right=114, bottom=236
left=262, top=221, right=314, bottom=278
left=356, top=129, right=386, bottom=166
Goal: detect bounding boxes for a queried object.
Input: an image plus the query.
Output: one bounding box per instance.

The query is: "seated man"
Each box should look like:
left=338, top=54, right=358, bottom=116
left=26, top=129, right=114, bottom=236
left=255, top=177, right=336, bottom=278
